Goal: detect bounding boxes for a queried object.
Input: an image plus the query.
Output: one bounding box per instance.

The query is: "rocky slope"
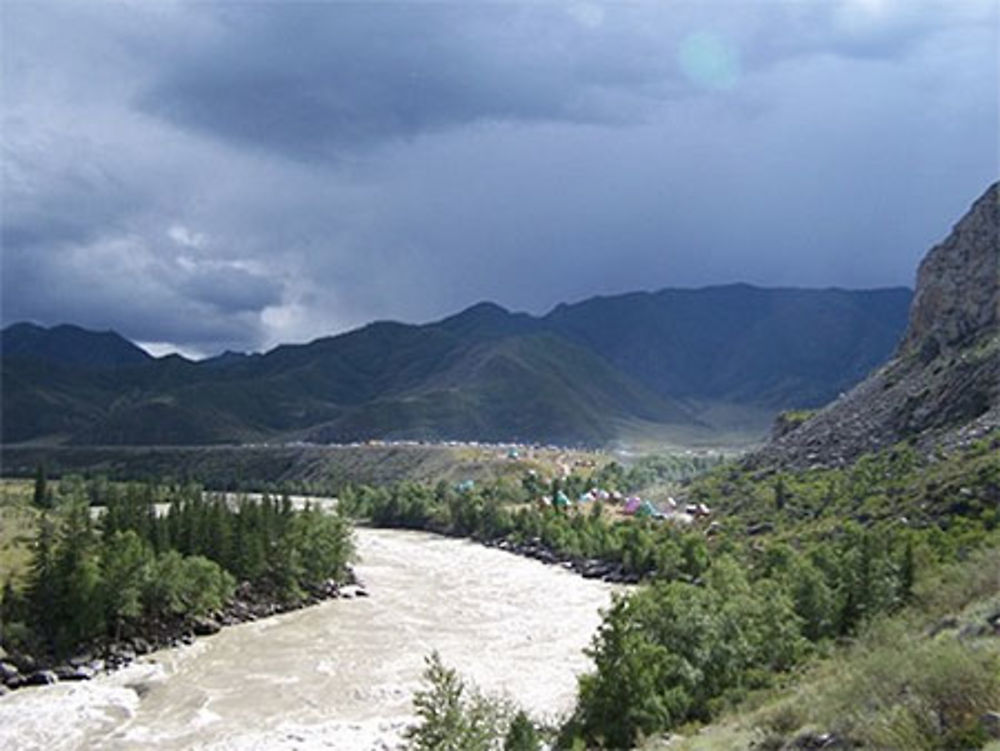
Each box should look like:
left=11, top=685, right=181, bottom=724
left=753, top=182, right=999, bottom=469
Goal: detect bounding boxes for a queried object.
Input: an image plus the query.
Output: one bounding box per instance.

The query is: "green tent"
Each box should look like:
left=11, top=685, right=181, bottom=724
left=635, top=500, right=658, bottom=518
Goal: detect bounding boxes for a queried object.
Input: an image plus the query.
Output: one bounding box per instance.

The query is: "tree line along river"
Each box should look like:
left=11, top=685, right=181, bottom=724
left=0, top=527, right=617, bottom=750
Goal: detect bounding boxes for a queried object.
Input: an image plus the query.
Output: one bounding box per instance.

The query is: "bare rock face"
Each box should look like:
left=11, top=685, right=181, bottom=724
left=903, top=183, right=1000, bottom=358
left=752, top=183, right=999, bottom=469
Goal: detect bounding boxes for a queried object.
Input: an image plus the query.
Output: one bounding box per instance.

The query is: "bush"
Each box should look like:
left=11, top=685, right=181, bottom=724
left=816, top=619, right=1000, bottom=750
left=404, top=652, right=526, bottom=751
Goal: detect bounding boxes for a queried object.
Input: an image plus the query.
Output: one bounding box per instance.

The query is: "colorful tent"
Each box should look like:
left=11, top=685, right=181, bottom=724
left=636, top=500, right=659, bottom=518
left=554, top=490, right=571, bottom=508
left=623, top=497, right=642, bottom=515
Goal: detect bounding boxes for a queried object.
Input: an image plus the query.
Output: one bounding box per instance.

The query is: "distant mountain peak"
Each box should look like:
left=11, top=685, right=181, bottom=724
left=443, top=300, right=513, bottom=323
left=435, top=300, right=536, bottom=338
left=2, top=286, right=914, bottom=446
left=0, top=321, right=153, bottom=369
left=462, top=300, right=510, bottom=315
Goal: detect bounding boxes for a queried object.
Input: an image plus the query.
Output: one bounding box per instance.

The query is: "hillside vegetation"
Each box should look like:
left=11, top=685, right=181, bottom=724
left=398, top=184, right=999, bottom=750
left=0, top=442, right=622, bottom=495
left=382, top=438, right=999, bottom=750
left=1, top=285, right=910, bottom=447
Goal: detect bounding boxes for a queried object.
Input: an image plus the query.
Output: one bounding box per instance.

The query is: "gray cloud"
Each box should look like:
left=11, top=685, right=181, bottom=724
left=1, top=0, right=997, bottom=355
left=136, top=3, right=679, bottom=160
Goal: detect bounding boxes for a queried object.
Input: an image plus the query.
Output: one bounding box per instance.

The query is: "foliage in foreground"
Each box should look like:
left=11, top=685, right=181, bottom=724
left=830, top=620, right=1000, bottom=750
left=347, top=440, right=1000, bottom=749
left=404, top=651, right=541, bottom=751
left=561, top=440, right=999, bottom=748
left=747, top=546, right=1000, bottom=751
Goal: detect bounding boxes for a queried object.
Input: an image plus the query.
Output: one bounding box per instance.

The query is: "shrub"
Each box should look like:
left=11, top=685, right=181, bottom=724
left=404, top=651, right=513, bottom=751
left=819, top=619, right=1000, bottom=750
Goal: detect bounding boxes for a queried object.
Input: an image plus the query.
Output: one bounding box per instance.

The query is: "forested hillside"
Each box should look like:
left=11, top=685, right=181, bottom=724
left=1, top=285, right=910, bottom=447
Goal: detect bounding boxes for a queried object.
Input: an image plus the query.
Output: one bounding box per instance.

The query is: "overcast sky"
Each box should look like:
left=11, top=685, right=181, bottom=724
left=2, top=1, right=997, bottom=357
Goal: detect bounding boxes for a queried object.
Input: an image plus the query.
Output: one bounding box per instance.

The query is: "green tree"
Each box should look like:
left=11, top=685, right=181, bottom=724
left=25, top=514, right=59, bottom=649
left=0, top=578, right=16, bottom=644
left=101, top=531, right=154, bottom=639
left=143, top=550, right=188, bottom=617
left=576, top=590, right=695, bottom=748
left=51, top=500, right=104, bottom=651
left=503, top=711, right=540, bottom=751
left=404, top=651, right=505, bottom=751
left=33, top=464, right=50, bottom=509
left=177, top=556, right=234, bottom=616
left=774, top=476, right=787, bottom=511
left=898, top=534, right=917, bottom=603
left=790, top=557, right=835, bottom=641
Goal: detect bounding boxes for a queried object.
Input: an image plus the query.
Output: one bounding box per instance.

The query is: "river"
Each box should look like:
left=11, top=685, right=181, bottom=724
left=0, top=528, right=618, bottom=750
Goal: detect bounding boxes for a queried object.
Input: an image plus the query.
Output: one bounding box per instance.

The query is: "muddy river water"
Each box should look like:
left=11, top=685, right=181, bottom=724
left=0, top=528, right=617, bottom=750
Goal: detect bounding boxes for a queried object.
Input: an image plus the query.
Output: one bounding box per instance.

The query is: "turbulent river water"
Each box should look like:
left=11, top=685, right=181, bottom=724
left=0, top=528, right=617, bottom=750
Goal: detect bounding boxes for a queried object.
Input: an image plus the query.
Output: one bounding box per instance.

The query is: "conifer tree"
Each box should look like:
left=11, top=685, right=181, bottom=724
left=25, top=514, right=59, bottom=651
left=33, top=464, right=50, bottom=509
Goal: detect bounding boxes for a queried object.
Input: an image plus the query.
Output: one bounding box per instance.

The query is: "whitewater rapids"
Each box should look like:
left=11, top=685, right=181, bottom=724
left=0, top=528, right=617, bottom=750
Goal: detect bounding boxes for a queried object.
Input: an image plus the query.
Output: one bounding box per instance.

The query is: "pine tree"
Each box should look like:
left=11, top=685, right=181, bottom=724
left=404, top=651, right=471, bottom=750
left=504, top=711, right=540, bottom=751
left=899, top=535, right=916, bottom=603
left=52, top=500, right=104, bottom=651
left=774, top=477, right=787, bottom=511
left=1, top=578, right=19, bottom=646
left=33, top=464, right=50, bottom=509
left=101, top=531, right=153, bottom=640
left=26, top=514, right=59, bottom=651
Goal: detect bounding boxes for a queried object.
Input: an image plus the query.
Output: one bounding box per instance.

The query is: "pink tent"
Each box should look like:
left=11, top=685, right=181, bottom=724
left=623, top=497, right=642, bottom=515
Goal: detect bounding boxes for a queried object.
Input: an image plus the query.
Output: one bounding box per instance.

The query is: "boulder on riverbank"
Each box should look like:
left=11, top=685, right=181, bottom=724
left=24, top=670, right=57, bottom=686
left=483, top=535, right=641, bottom=584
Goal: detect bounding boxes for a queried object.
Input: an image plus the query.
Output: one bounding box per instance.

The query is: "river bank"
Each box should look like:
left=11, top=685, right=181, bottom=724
left=478, top=535, right=642, bottom=584
left=1, top=513, right=635, bottom=699
left=0, top=528, right=615, bottom=751
left=361, top=520, right=644, bottom=585
left=0, top=573, right=367, bottom=696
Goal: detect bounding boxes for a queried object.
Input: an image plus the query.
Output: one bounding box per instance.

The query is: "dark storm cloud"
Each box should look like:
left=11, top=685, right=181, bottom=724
left=137, top=3, right=678, bottom=159
left=136, top=1, right=982, bottom=160
left=175, top=261, right=283, bottom=315
left=1, top=1, right=997, bottom=355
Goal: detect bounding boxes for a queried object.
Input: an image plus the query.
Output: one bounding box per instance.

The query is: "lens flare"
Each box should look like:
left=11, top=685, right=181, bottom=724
left=677, top=31, right=741, bottom=91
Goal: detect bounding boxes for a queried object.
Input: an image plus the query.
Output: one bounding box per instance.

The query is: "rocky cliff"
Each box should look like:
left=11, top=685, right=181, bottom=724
left=752, top=182, right=1000, bottom=469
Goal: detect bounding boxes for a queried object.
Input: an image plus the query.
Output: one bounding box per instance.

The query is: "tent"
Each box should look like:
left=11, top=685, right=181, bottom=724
left=554, top=490, right=572, bottom=508
left=636, top=500, right=660, bottom=519
left=623, top=497, right=642, bottom=515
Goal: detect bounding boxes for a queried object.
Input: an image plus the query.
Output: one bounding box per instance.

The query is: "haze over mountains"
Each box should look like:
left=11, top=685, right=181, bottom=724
left=755, top=182, right=1000, bottom=468
left=1, top=284, right=911, bottom=447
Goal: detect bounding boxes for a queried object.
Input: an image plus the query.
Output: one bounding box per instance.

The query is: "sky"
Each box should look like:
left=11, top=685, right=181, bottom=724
left=1, top=0, right=997, bottom=358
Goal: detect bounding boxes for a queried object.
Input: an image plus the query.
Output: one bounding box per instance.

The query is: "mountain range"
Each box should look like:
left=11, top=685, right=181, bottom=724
left=0, top=283, right=912, bottom=447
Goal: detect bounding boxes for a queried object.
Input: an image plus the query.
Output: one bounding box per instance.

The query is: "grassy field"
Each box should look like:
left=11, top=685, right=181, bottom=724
left=0, top=443, right=619, bottom=494
left=0, top=480, right=37, bottom=584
